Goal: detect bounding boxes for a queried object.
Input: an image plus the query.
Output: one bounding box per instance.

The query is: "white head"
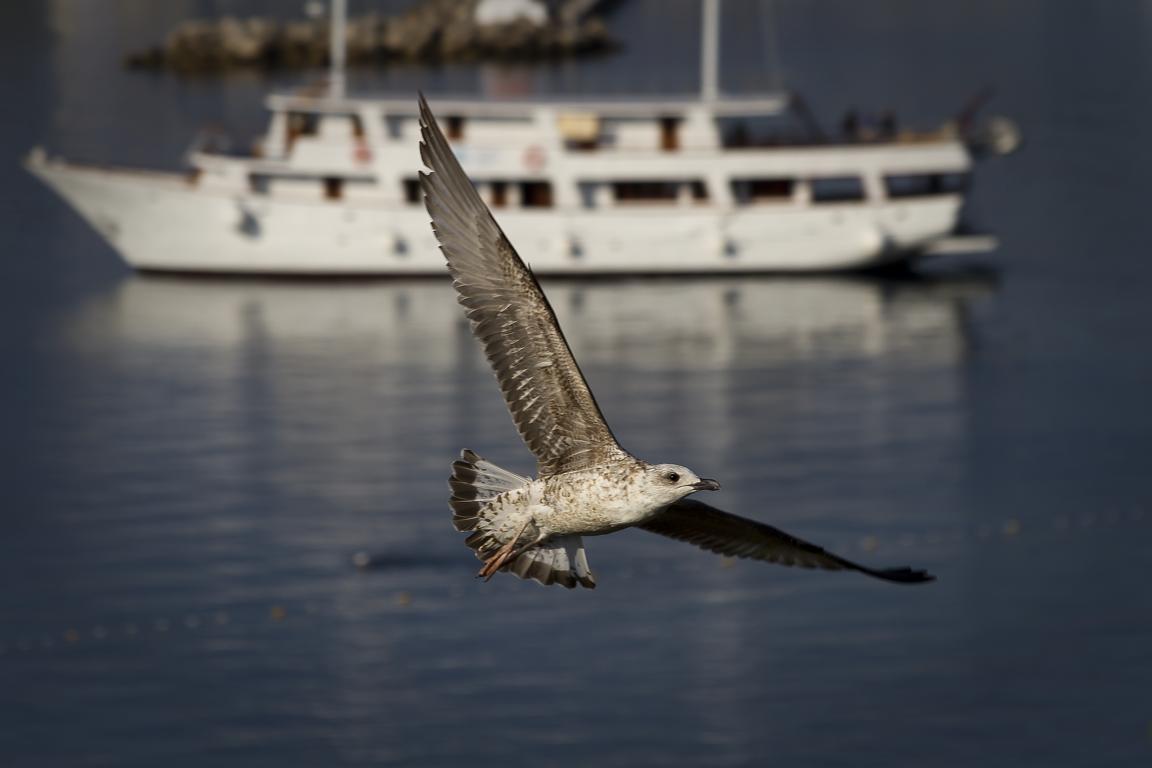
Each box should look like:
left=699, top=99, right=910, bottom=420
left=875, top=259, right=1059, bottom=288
left=639, top=463, right=721, bottom=508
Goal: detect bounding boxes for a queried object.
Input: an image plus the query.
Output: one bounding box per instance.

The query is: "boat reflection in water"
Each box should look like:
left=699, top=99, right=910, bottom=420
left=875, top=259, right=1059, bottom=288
left=69, top=272, right=992, bottom=371
left=62, top=271, right=994, bottom=539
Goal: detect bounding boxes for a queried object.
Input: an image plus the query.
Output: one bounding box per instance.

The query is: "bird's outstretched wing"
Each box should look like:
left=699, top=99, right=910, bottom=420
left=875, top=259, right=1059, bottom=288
left=640, top=498, right=935, bottom=584
left=418, top=95, right=623, bottom=476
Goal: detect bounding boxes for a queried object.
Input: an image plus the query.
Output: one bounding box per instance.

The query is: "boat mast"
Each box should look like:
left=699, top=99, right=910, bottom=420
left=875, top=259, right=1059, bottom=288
left=329, top=0, right=347, bottom=99
left=761, top=0, right=783, bottom=91
left=700, top=0, right=720, bottom=102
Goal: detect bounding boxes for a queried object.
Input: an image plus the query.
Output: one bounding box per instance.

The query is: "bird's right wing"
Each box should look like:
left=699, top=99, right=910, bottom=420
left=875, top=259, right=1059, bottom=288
left=418, top=95, right=623, bottom=476
left=639, top=498, right=935, bottom=584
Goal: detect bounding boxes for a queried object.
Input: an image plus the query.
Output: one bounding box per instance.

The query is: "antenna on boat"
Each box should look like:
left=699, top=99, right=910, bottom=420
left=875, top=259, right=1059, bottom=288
left=700, top=0, right=720, bottom=102
left=761, top=0, right=783, bottom=92
left=329, top=0, right=347, bottom=100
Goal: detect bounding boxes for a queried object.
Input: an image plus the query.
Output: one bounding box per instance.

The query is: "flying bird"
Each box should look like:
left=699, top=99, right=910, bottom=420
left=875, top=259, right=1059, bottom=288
left=417, top=95, right=935, bottom=589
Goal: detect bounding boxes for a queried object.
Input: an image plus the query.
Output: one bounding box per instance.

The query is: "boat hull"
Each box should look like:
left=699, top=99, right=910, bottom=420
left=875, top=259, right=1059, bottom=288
left=29, top=157, right=966, bottom=275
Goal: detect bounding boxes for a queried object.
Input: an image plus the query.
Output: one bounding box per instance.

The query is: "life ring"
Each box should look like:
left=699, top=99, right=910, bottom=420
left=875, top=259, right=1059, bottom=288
left=522, top=145, right=546, bottom=174
left=354, top=139, right=373, bottom=164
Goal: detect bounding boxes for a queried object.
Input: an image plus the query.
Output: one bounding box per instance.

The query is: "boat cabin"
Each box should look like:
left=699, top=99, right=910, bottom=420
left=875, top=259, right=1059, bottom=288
left=187, top=93, right=971, bottom=214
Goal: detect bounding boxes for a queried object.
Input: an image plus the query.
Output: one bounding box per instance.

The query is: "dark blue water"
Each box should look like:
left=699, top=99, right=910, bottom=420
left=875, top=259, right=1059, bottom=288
left=2, top=2, right=1151, bottom=766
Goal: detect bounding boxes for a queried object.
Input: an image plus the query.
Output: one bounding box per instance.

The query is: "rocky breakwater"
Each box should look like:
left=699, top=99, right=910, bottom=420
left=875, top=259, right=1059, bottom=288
left=124, top=0, right=614, bottom=73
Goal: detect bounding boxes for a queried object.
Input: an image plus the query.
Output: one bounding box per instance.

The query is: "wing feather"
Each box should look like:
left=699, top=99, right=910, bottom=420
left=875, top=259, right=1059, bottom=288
left=640, top=498, right=935, bottom=584
left=418, top=95, right=622, bottom=476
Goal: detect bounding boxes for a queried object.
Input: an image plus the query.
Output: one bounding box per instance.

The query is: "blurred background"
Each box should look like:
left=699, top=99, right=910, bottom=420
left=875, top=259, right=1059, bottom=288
left=1, top=1, right=1151, bottom=766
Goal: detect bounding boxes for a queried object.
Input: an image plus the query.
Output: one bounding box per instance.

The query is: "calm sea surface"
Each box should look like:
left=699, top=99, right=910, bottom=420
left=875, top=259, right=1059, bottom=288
left=2, top=1, right=1151, bottom=766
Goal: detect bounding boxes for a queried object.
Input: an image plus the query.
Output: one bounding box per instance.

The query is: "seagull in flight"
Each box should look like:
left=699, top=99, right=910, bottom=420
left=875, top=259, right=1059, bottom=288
left=417, top=95, right=935, bottom=589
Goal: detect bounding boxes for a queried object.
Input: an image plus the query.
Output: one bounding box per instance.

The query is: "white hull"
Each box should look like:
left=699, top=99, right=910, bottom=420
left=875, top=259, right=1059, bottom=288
left=30, top=158, right=965, bottom=275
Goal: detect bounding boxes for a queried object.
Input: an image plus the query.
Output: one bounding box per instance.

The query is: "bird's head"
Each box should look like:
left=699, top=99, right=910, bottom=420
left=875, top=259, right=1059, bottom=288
left=641, top=463, right=721, bottom=507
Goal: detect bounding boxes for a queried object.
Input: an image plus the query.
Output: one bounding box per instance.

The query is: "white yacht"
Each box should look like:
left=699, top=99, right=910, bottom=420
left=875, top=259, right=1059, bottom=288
left=27, top=1, right=1008, bottom=275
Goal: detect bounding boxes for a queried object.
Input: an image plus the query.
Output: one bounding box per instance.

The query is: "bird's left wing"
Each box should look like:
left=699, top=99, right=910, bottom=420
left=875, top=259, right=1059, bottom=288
left=418, top=95, right=624, bottom=476
left=639, top=498, right=935, bottom=584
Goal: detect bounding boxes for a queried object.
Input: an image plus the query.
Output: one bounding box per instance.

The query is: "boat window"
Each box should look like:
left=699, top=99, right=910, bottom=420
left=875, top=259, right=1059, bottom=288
left=351, top=115, right=365, bottom=138
left=810, top=176, right=865, bottom=204
left=403, top=178, right=421, bottom=204
left=660, top=117, right=680, bottom=152
left=885, top=172, right=968, bottom=198
left=490, top=181, right=507, bottom=208
left=613, top=181, right=680, bottom=204
left=690, top=180, right=709, bottom=201
left=323, top=177, right=343, bottom=200
left=520, top=181, right=553, bottom=208
left=249, top=174, right=271, bottom=195
left=732, top=178, right=794, bottom=204
left=447, top=115, right=465, bottom=141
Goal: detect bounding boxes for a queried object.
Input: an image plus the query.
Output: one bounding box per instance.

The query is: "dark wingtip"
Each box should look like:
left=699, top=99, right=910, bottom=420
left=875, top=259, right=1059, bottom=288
left=873, top=567, right=936, bottom=585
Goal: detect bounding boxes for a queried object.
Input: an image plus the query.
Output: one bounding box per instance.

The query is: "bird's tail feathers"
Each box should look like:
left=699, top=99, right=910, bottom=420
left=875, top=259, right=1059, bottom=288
left=507, top=537, right=596, bottom=589
left=449, top=450, right=596, bottom=589
left=449, top=449, right=529, bottom=532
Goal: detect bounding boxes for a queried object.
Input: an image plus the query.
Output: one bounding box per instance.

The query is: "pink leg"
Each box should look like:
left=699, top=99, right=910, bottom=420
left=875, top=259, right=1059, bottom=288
left=477, top=517, right=533, bottom=581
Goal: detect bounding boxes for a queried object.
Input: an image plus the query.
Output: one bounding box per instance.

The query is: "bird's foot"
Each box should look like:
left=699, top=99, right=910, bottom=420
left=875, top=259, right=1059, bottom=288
left=477, top=517, right=533, bottom=582
left=477, top=548, right=512, bottom=581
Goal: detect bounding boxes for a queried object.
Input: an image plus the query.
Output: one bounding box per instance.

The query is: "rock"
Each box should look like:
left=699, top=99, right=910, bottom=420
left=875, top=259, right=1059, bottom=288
left=124, top=0, right=616, bottom=73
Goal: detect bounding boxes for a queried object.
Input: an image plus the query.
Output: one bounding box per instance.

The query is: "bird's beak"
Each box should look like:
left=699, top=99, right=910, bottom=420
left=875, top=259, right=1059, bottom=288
left=692, top=479, right=721, bottom=492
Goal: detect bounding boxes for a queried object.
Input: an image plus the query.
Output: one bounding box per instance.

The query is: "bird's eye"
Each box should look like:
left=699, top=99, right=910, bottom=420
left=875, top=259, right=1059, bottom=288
left=666, top=471, right=680, bottom=483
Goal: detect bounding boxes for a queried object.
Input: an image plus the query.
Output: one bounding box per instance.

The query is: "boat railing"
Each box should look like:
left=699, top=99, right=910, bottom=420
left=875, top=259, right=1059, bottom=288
left=26, top=152, right=201, bottom=188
